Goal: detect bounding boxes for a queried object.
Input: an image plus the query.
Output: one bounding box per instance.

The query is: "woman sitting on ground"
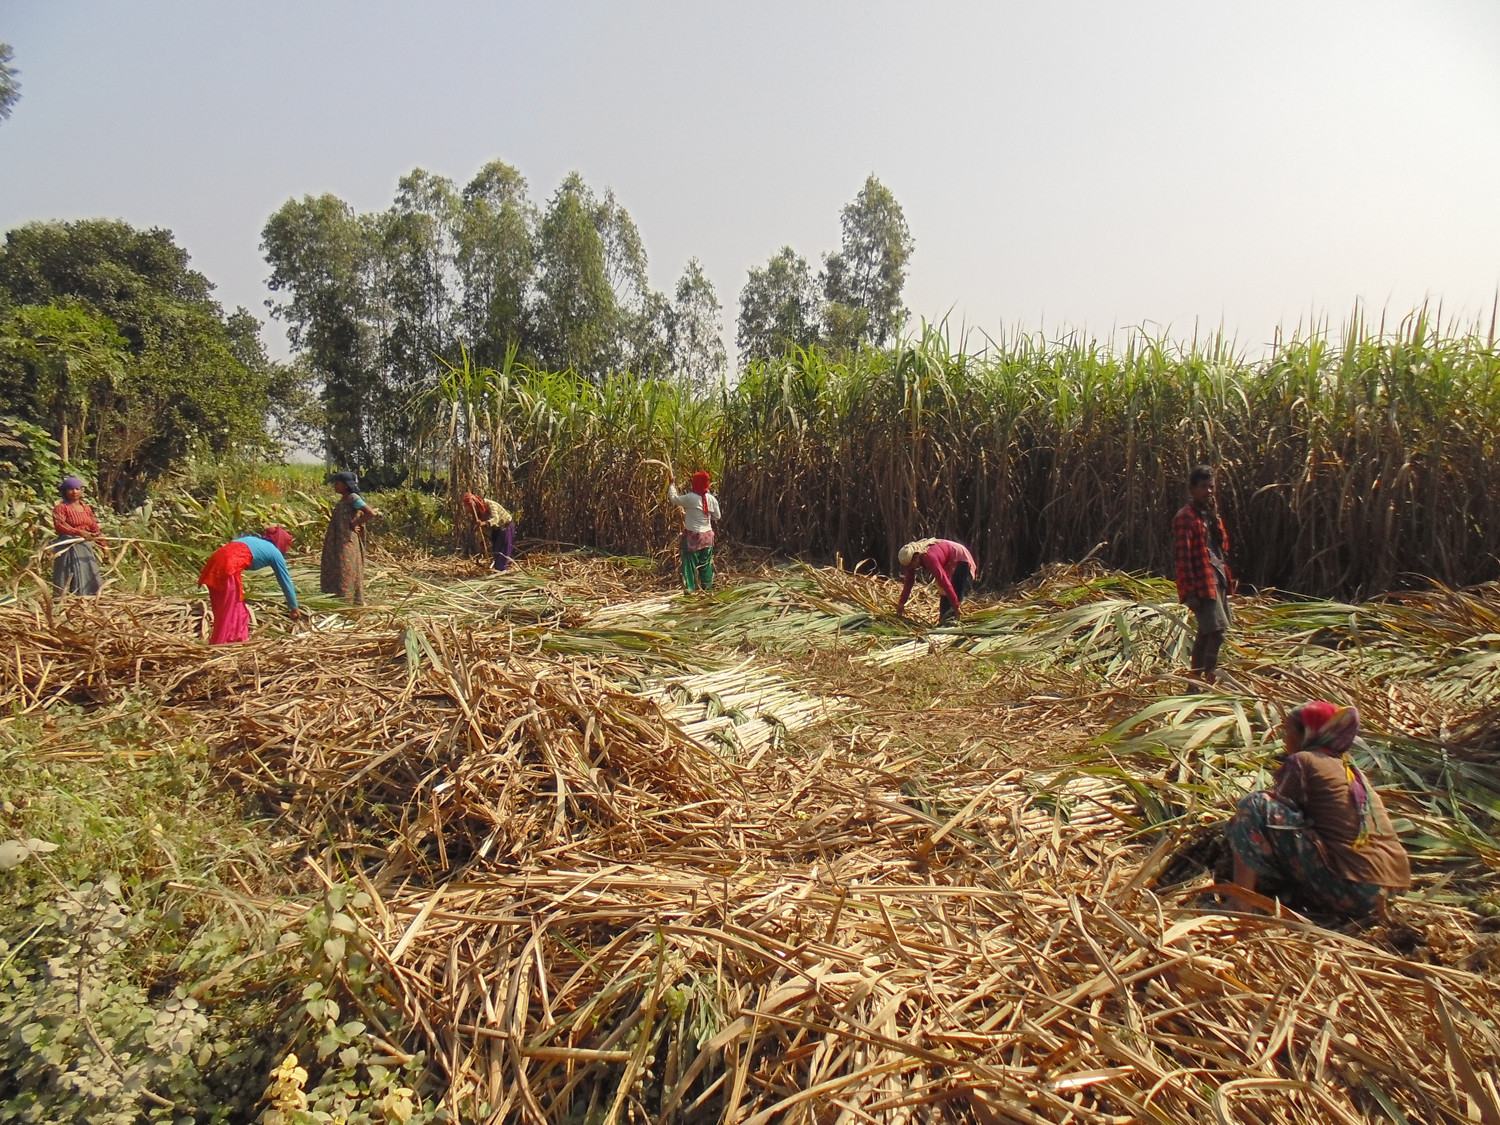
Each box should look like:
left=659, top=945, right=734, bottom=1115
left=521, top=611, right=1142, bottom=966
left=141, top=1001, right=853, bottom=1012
left=198, top=526, right=301, bottom=644
left=896, top=538, right=977, bottom=624
left=1227, top=701, right=1410, bottom=918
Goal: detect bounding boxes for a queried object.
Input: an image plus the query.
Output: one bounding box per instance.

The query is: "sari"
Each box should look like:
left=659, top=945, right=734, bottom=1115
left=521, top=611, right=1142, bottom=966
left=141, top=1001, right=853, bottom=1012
left=198, top=542, right=254, bottom=644
left=320, top=494, right=367, bottom=604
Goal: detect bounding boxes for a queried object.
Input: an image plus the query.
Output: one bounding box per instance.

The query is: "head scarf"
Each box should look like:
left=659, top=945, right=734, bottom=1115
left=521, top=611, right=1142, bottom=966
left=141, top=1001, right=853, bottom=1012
left=329, top=470, right=358, bottom=491
left=898, top=538, right=941, bottom=568
left=260, top=525, right=293, bottom=555
left=1292, top=701, right=1359, bottom=754
left=60, top=476, right=85, bottom=497
left=689, top=471, right=711, bottom=516
left=1290, top=701, right=1376, bottom=848
left=463, top=492, right=486, bottom=517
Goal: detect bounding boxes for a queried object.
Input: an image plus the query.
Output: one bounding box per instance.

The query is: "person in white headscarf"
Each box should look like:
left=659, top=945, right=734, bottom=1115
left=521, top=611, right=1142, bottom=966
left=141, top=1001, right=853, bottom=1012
left=896, top=538, right=977, bottom=623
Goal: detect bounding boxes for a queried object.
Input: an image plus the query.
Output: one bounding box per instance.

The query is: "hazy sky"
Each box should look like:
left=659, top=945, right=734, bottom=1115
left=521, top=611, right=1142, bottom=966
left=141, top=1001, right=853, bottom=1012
left=4, top=1, right=1500, bottom=362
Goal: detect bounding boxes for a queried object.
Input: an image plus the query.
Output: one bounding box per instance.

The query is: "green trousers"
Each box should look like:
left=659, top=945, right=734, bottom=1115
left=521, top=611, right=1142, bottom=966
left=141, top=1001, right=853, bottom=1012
left=682, top=546, right=714, bottom=592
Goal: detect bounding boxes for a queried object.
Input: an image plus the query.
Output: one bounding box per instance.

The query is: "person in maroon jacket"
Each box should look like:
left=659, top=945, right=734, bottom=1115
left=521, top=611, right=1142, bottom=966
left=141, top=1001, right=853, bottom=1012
left=1172, top=465, right=1235, bottom=685
left=896, top=538, right=977, bottom=624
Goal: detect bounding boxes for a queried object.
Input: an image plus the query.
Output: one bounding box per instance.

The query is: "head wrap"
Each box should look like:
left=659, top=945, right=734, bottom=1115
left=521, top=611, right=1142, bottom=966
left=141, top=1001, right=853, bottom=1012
left=260, top=525, right=293, bottom=555
left=60, top=476, right=85, bottom=497
left=463, top=492, right=486, bottom=516
left=690, top=471, right=711, bottom=516
left=1291, top=701, right=1359, bottom=754
left=898, top=538, right=941, bottom=568
left=329, top=470, right=358, bottom=491
left=1290, top=701, right=1377, bottom=849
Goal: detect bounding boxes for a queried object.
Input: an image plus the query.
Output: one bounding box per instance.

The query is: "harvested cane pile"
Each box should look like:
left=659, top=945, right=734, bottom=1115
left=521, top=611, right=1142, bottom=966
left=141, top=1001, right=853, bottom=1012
left=3, top=589, right=1499, bottom=1124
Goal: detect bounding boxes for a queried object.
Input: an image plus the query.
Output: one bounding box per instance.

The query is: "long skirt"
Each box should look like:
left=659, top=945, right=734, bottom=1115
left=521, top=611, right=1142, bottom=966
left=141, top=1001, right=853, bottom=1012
left=1226, top=790, right=1383, bottom=917
left=489, top=522, right=516, bottom=571
left=199, top=542, right=253, bottom=645
left=51, top=539, right=102, bottom=596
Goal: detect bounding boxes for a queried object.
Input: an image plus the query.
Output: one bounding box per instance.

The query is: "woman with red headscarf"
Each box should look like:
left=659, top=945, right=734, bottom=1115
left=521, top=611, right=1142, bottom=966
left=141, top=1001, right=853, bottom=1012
left=198, top=526, right=302, bottom=644
left=668, top=471, right=721, bottom=592
left=463, top=492, right=516, bottom=571
left=1226, top=701, right=1409, bottom=918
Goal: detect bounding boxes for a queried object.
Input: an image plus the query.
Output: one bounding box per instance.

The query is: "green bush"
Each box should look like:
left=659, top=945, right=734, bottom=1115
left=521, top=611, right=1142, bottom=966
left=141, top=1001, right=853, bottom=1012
left=369, top=490, right=451, bottom=555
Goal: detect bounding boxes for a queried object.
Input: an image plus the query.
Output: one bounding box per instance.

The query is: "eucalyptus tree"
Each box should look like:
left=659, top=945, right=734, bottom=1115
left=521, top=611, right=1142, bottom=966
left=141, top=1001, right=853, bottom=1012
left=736, top=246, right=821, bottom=364
left=0, top=42, right=18, bottom=122
left=378, top=168, right=463, bottom=458
left=457, top=160, right=537, bottom=368
left=668, top=258, right=727, bottom=396
left=262, top=194, right=382, bottom=467
left=532, top=172, right=657, bottom=377
left=822, top=175, right=914, bottom=349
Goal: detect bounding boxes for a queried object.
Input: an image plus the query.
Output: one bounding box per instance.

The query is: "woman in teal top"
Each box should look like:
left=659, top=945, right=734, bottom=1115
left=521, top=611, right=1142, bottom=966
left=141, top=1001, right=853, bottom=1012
left=199, top=526, right=301, bottom=644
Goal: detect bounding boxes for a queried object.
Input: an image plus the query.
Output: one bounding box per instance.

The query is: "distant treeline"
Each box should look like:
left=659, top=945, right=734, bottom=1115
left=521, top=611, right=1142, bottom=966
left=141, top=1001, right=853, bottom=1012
left=263, top=162, right=913, bottom=473
left=428, top=315, right=1500, bottom=600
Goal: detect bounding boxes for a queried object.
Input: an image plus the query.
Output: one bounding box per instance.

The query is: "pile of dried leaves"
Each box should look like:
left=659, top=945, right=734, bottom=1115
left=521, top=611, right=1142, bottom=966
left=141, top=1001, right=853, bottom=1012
left=3, top=572, right=1498, bottom=1125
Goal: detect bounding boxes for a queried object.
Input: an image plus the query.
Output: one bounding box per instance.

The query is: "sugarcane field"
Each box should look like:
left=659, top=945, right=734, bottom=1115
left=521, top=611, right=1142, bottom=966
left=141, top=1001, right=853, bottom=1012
left=6, top=9, right=1500, bottom=1123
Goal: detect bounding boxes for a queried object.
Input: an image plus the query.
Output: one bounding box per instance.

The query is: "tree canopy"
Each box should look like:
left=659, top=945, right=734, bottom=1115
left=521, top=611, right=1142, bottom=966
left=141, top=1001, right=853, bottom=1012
left=736, top=175, right=914, bottom=362
left=263, top=161, right=725, bottom=468
left=0, top=220, right=288, bottom=507
left=0, top=42, right=19, bottom=123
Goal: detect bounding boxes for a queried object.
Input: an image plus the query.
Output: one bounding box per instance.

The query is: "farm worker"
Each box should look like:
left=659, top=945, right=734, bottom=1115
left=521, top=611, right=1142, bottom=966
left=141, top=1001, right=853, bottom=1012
left=321, top=471, right=375, bottom=605
left=463, top=492, right=516, bottom=571
left=668, top=471, right=720, bottom=592
left=896, top=539, right=977, bottom=624
left=198, top=526, right=301, bottom=644
left=1226, top=701, right=1410, bottom=918
left=1173, top=464, right=1235, bottom=686
left=51, top=476, right=107, bottom=597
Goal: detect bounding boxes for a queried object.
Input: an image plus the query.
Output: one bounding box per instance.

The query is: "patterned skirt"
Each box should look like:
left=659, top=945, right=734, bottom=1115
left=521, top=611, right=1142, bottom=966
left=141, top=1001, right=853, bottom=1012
left=1227, top=791, right=1383, bottom=917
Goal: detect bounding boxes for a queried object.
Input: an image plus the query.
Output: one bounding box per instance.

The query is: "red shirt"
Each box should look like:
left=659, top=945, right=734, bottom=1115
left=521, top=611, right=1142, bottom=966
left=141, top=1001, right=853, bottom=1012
left=898, top=540, right=977, bottom=609
left=1172, top=503, right=1233, bottom=603
left=53, top=500, right=100, bottom=539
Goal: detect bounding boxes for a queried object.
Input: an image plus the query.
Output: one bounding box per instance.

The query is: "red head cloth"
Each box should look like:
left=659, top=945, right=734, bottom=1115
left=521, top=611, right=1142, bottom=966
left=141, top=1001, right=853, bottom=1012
left=690, top=471, right=711, bottom=516
left=463, top=492, right=485, bottom=515
left=1291, top=700, right=1359, bottom=754
left=262, top=525, right=294, bottom=555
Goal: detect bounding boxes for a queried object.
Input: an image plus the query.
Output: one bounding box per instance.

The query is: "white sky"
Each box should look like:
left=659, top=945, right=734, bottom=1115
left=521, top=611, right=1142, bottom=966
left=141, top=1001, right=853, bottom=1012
left=3, top=1, right=1500, bottom=362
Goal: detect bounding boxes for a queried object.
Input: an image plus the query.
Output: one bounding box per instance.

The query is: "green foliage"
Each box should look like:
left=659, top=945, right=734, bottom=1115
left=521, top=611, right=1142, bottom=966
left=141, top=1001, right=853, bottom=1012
left=736, top=176, right=914, bottom=360
left=265, top=161, right=732, bottom=474
left=0, top=41, right=18, bottom=123
left=0, top=710, right=441, bottom=1125
left=736, top=247, right=822, bottom=364
left=668, top=258, right=727, bottom=396
left=374, top=489, right=451, bottom=553
left=821, top=174, right=914, bottom=349
left=0, top=221, right=293, bottom=508
left=262, top=196, right=383, bottom=470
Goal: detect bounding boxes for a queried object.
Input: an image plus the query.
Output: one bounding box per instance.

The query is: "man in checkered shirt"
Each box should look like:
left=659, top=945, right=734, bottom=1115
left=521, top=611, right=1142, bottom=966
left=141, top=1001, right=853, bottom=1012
left=1173, top=465, right=1235, bottom=686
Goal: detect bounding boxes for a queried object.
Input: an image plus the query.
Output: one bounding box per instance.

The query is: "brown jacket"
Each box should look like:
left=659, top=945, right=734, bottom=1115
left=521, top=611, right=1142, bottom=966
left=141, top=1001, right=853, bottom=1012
left=1272, top=750, right=1411, bottom=888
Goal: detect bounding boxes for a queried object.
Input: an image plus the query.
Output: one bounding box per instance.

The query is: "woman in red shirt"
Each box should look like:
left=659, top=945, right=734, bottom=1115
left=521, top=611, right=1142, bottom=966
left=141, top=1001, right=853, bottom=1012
left=51, top=476, right=107, bottom=596
left=896, top=538, right=977, bottom=624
